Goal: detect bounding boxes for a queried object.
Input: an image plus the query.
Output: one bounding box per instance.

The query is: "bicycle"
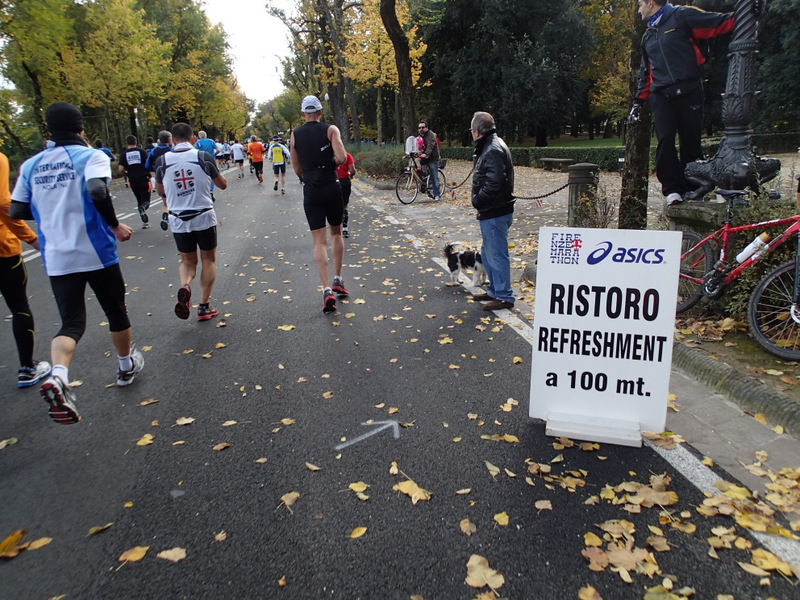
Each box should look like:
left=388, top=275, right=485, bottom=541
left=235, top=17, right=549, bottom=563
left=677, top=189, right=800, bottom=360
left=395, top=153, right=447, bottom=204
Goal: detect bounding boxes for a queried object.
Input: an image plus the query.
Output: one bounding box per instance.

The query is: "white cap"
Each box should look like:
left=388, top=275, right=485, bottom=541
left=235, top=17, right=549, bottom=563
left=301, top=95, right=323, bottom=113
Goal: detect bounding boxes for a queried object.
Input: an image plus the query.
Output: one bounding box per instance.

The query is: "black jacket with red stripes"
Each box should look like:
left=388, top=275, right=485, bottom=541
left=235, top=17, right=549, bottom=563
left=635, top=3, right=734, bottom=102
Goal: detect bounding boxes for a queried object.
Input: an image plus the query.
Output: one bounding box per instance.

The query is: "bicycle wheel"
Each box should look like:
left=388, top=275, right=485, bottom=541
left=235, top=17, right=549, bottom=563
left=396, top=171, right=418, bottom=204
left=747, top=260, right=800, bottom=360
left=436, top=169, right=447, bottom=197
left=676, top=230, right=713, bottom=314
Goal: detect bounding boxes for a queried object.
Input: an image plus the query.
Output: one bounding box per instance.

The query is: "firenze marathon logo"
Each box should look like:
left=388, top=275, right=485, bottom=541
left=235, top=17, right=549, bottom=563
left=172, top=168, right=195, bottom=197
left=549, top=232, right=582, bottom=264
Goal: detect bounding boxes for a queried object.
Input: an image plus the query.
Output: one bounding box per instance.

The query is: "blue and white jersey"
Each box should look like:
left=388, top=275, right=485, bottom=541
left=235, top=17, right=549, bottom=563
left=12, top=144, right=116, bottom=276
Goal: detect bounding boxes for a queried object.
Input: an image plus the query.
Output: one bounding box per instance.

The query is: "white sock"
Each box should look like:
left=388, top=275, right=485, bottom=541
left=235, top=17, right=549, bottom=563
left=52, top=365, right=69, bottom=384
left=118, top=354, right=133, bottom=372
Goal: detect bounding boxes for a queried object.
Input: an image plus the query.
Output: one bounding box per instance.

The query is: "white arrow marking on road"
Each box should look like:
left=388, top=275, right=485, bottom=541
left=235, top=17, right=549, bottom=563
left=335, top=420, right=400, bottom=451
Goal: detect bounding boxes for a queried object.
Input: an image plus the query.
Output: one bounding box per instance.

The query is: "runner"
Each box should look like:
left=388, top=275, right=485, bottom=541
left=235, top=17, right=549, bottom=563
left=248, top=136, right=266, bottom=183
left=0, top=151, right=51, bottom=388
left=290, top=95, right=348, bottom=313
left=337, top=151, right=356, bottom=238
left=155, top=122, right=227, bottom=322
left=10, top=102, right=144, bottom=425
left=195, top=131, right=218, bottom=200
left=145, top=131, right=173, bottom=229
left=222, top=141, right=231, bottom=168
left=268, top=136, right=291, bottom=194
left=118, top=135, right=151, bottom=229
left=231, top=139, right=245, bottom=178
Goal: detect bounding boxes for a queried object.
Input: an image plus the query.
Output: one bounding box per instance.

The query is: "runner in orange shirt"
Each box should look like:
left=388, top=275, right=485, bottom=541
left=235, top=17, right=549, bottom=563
left=247, top=136, right=266, bottom=183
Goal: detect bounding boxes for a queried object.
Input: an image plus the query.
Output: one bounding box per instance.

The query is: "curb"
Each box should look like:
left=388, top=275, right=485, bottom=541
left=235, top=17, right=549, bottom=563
left=355, top=174, right=395, bottom=191
left=672, top=342, right=800, bottom=439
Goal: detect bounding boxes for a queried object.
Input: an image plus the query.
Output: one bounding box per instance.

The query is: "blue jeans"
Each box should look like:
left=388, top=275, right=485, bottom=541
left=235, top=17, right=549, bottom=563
left=426, top=160, right=440, bottom=199
left=479, top=213, right=514, bottom=303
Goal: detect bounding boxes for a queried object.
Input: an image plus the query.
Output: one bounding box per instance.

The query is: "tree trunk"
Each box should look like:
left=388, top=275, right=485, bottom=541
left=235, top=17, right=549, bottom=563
left=0, top=118, right=27, bottom=156
left=376, top=88, right=384, bottom=144
left=21, top=61, right=47, bottom=142
left=619, top=9, right=650, bottom=230
left=129, top=106, right=138, bottom=138
left=320, top=0, right=360, bottom=144
left=380, top=0, right=415, bottom=139
left=394, top=91, right=402, bottom=144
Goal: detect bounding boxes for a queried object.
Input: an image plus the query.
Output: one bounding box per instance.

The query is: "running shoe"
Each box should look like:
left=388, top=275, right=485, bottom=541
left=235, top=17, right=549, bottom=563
left=40, top=376, right=80, bottom=425
left=331, top=277, right=349, bottom=296
left=342, top=227, right=349, bottom=238
left=323, top=289, right=336, bottom=313
left=197, top=304, right=219, bottom=321
left=274, top=181, right=278, bottom=191
left=117, top=345, right=145, bottom=386
left=18, top=361, right=52, bottom=388
left=281, top=189, right=285, bottom=195
left=142, top=223, right=150, bottom=229
left=141, top=211, right=149, bottom=223
left=175, top=284, right=191, bottom=319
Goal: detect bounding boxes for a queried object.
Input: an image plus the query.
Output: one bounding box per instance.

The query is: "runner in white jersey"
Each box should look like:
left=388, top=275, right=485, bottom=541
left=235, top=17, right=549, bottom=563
left=10, top=102, right=145, bottom=425
left=231, top=140, right=245, bottom=178
left=155, top=122, right=227, bottom=322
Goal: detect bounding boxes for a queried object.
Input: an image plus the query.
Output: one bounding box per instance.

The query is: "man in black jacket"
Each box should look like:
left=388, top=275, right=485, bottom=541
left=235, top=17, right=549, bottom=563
left=630, top=0, right=739, bottom=204
left=469, top=111, right=515, bottom=312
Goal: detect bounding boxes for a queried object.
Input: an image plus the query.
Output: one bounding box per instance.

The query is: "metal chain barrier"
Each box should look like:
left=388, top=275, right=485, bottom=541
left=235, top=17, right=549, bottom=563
left=512, top=181, right=570, bottom=201
left=443, top=163, right=569, bottom=204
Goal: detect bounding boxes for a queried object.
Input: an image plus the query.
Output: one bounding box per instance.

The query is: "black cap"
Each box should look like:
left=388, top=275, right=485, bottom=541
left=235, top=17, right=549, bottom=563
left=45, top=102, right=84, bottom=134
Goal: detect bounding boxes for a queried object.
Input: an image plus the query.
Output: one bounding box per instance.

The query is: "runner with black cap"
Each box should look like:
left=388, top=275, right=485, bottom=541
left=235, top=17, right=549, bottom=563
left=10, top=102, right=144, bottom=424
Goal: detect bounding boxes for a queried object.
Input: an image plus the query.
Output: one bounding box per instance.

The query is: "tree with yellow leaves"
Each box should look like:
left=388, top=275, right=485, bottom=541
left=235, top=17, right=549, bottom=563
left=343, top=0, right=425, bottom=143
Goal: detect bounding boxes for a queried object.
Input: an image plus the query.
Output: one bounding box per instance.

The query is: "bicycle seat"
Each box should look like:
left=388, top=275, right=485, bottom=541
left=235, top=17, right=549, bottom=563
left=714, top=189, right=747, bottom=199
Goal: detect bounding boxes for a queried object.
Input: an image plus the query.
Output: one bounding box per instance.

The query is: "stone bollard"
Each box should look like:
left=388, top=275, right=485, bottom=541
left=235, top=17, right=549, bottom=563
left=567, top=163, right=600, bottom=227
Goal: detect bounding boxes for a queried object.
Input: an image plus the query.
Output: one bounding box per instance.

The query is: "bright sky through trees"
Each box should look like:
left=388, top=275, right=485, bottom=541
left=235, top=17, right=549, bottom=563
left=202, top=0, right=294, bottom=105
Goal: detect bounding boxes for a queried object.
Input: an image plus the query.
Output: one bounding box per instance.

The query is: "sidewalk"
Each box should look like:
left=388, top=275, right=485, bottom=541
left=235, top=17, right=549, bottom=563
left=354, top=158, right=800, bottom=518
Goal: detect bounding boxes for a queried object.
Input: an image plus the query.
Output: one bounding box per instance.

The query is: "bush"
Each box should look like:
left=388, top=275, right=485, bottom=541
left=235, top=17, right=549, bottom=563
left=349, top=145, right=406, bottom=180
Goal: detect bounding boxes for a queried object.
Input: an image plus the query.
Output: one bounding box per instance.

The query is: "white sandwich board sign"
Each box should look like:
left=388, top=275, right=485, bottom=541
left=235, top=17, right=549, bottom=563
left=529, top=227, right=682, bottom=447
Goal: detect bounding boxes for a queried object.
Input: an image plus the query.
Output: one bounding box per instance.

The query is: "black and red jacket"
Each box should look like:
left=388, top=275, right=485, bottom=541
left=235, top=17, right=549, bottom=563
left=635, top=3, right=734, bottom=102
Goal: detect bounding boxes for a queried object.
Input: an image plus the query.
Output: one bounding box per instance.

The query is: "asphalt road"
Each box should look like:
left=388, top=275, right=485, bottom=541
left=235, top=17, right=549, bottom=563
left=1, top=168, right=797, bottom=599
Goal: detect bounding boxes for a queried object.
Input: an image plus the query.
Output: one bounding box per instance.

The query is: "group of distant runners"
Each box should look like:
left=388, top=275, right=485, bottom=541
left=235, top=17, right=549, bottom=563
left=2, top=96, right=356, bottom=426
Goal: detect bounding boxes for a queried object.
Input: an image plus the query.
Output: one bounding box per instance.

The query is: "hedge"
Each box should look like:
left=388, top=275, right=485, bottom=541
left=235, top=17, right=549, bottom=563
left=439, top=131, right=800, bottom=172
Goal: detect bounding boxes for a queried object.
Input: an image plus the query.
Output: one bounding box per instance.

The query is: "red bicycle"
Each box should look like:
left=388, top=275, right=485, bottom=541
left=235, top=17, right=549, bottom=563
left=677, top=189, right=800, bottom=360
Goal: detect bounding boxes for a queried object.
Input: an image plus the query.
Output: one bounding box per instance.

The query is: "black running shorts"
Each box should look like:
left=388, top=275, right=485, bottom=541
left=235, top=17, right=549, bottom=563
left=303, top=180, right=343, bottom=230
left=173, top=226, right=218, bottom=253
left=273, top=164, right=286, bottom=174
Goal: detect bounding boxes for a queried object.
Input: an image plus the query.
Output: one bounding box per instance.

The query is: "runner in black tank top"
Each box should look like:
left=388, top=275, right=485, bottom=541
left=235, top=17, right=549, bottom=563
left=290, top=95, right=349, bottom=313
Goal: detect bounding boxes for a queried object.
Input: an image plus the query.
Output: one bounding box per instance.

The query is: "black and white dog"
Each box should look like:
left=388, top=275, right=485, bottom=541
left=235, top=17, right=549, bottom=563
left=444, top=242, right=486, bottom=286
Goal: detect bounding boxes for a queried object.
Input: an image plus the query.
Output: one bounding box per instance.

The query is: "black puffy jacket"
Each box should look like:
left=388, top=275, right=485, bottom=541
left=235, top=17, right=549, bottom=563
left=471, top=131, right=515, bottom=221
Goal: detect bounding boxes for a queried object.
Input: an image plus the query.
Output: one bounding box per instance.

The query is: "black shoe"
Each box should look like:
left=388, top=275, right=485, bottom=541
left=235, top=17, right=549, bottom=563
left=160, top=213, right=169, bottom=231
left=274, top=181, right=278, bottom=191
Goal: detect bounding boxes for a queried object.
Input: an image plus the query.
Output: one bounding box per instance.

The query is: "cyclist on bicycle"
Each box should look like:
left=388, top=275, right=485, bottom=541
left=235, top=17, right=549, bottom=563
left=418, top=121, right=441, bottom=201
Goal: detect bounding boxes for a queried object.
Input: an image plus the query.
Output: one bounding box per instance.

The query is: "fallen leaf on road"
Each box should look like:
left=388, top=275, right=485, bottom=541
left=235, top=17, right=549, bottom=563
left=305, top=462, right=321, bottom=471
left=212, top=443, right=230, bottom=451
left=136, top=433, right=154, bottom=446
left=460, top=518, right=476, bottom=536
left=87, top=523, right=113, bottom=536
left=174, top=417, right=195, bottom=426
left=277, top=325, right=295, bottom=331
left=465, top=554, right=504, bottom=590
left=118, top=546, right=149, bottom=562
left=279, top=491, right=300, bottom=514
left=214, top=531, right=227, bottom=542
left=350, top=527, right=367, bottom=539
left=494, top=512, right=509, bottom=526
left=157, top=547, right=186, bottom=563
